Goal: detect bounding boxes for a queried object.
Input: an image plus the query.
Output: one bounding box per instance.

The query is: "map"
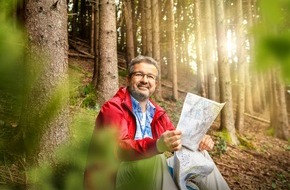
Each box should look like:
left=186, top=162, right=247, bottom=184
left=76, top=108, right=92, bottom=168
left=176, top=92, right=225, bottom=151
left=173, top=92, right=225, bottom=189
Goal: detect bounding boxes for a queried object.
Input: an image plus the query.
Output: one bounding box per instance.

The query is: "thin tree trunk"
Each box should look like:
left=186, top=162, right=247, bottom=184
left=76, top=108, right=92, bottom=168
left=205, top=0, right=216, bottom=101
left=169, top=0, right=178, bottom=100
left=140, top=0, right=147, bottom=55
left=79, top=0, right=87, bottom=39
left=194, top=0, right=206, bottom=98
left=152, top=0, right=162, bottom=99
left=90, top=4, right=95, bottom=54
left=123, top=0, right=135, bottom=62
left=92, top=0, right=99, bottom=87
left=244, top=0, right=254, bottom=114
left=252, top=75, right=262, bottom=112
left=145, top=0, right=152, bottom=56
left=72, top=0, right=79, bottom=40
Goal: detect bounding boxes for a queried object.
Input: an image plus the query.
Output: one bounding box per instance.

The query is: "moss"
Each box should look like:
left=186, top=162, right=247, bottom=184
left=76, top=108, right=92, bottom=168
left=216, top=130, right=231, bottom=143
left=212, top=131, right=229, bottom=156
left=237, top=135, right=256, bottom=150
left=266, top=127, right=275, bottom=136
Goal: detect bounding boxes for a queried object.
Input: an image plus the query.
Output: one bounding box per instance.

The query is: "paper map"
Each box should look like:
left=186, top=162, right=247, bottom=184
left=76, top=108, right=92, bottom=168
left=176, top=92, right=225, bottom=151
left=173, top=92, right=225, bottom=189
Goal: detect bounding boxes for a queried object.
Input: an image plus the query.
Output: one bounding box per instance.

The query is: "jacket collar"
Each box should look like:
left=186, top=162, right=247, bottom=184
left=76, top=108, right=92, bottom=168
left=116, top=87, right=165, bottom=117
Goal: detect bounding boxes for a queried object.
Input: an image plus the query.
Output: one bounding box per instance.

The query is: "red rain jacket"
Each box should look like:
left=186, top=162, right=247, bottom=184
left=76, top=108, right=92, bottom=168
left=95, top=87, right=175, bottom=161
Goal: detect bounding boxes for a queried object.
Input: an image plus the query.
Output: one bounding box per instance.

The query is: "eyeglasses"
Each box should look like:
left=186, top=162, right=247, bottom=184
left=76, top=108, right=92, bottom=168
left=131, top=72, right=157, bottom=81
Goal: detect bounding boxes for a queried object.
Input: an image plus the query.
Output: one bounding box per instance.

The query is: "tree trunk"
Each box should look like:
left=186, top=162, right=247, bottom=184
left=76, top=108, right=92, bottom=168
left=23, top=0, right=70, bottom=164
left=92, top=0, right=99, bottom=87
left=90, top=4, right=94, bottom=54
left=244, top=0, right=254, bottom=114
left=169, top=0, right=178, bottom=100
left=123, top=0, right=135, bottom=62
left=79, top=0, right=87, bottom=39
left=145, top=0, right=152, bottom=56
left=72, top=0, right=79, bottom=40
left=152, top=0, right=162, bottom=100
left=214, top=0, right=239, bottom=145
left=131, top=0, right=138, bottom=57
left=97, top=0, right=119, bottom=104
left=205, top=0, right=216, bottom=101
left=194, top=0, right=206, bottom=98
left=235, top=0, right=246, bottom=133
left=140, top=0, right=147, bottom=55
left=270, top=69, right=289, bottom=140
left=252, top=75, right=262, bottom=112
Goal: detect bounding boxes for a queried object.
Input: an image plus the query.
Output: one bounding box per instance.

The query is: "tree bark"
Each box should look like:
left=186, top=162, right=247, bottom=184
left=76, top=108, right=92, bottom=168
left=123, top=0, right=135, bottom=62
left=244, top=0, right=254, bottom=114
left=194, top=0, right=206, bottom=98
left=71, top=0, right=79, bottom=40
left=97, top=0, right=119, bottom=104
left=92, top=0, right=99, bottom=87
left=205, top=0, right=217, bottom=101
left=152, top=0, right=162, bottom=100
left=214, top=0, right=239, bottom=145
left=140, top=0, right=147, bottom=55
left=23, top=0, right=70, bottom=164
left=145, top=0, right=152, bottom=56
left=235, top=0, right=246, bottom=133
left=169, top=0, right=178, bottom=100
left=270, top=69, right=289, bottom=140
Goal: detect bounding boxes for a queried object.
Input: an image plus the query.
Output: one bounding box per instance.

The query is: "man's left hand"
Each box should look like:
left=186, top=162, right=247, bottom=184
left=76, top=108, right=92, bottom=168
left=198, top=135, right=214, bottom=151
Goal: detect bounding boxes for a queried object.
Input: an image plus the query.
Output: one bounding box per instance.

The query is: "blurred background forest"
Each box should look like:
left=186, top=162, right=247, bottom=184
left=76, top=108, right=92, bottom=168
left=0, top=0, right=289, bottom=189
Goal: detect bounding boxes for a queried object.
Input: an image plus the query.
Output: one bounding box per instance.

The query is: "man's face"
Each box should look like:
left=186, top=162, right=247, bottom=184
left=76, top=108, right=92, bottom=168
left=128, top=62, right=158, bottom=101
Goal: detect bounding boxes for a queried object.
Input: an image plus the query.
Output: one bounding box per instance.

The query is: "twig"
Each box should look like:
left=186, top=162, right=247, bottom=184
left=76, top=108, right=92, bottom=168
left=69, top=52, right=94, bottom=59
left=215, top=161, right=238, bottom=170
left=161, top=83, right=187, bottom=94
left=244, top=113, right=270, bottom=124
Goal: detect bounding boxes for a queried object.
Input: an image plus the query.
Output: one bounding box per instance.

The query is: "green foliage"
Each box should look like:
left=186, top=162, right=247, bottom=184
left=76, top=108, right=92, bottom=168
left=254, top=0, right=290, bottom=81
left=0, top=2, right=25, bottom=124
left=214, top=135, right=227, bottom=157
left=27, top=109, right=97, bottom=190
left=266, top=127, right=275, bottom=136
left=68, top=65, right=98, bottom=109
left=237, top=135, right=256, bottom=150
left=211, top=132, right=228, bottom=157
left=275, top=172, right=290, bottom=189
left=80, top=83, right=98, bottom=109
left=69, top=65, right=83, bottom=105
left=119, top=70, right=128, bottom=77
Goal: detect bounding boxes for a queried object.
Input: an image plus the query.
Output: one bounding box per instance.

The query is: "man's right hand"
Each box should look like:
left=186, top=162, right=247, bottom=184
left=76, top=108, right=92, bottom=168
left=156, top=130, right=182, bottom=153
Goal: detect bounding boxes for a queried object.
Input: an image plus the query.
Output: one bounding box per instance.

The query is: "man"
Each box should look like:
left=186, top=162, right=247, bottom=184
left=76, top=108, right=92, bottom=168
left=85, top=55, right=230, bottom=190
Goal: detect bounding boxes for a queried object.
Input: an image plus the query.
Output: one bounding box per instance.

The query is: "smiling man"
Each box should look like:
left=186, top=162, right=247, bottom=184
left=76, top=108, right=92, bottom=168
left=85, top=55, right=230, bottom=190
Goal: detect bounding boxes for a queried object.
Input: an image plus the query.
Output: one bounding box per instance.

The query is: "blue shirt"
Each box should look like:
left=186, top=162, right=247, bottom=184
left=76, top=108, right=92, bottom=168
left=131, top=96, right=156, bottom=140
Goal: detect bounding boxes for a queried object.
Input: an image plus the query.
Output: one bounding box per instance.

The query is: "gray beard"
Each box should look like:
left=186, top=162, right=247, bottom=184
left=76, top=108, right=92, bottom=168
left=128, top=86, right=149, bottom=101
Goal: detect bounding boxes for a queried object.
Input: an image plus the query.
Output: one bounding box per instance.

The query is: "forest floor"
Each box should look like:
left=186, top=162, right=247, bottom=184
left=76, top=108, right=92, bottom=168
left=69, top=56, right=290, bottom=190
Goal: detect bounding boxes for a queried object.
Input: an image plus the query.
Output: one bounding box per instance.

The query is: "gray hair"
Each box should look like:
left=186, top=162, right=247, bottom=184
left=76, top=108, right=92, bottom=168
left=128, top=55, right=160, bottom=77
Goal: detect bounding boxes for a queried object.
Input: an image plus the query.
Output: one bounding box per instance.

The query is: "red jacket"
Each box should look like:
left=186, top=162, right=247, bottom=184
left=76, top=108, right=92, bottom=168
left=95, top=87, right=175, bottom=161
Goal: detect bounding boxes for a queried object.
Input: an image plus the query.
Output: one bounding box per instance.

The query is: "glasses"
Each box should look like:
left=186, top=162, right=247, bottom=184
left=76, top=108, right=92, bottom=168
left=131, top=72, right=157, bottom=81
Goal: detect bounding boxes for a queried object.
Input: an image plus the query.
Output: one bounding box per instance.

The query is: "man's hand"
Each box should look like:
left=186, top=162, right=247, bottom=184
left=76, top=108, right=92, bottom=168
left=156, top=130, right=182, bottom=153
left=198, top=134, right=214, bottom=151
